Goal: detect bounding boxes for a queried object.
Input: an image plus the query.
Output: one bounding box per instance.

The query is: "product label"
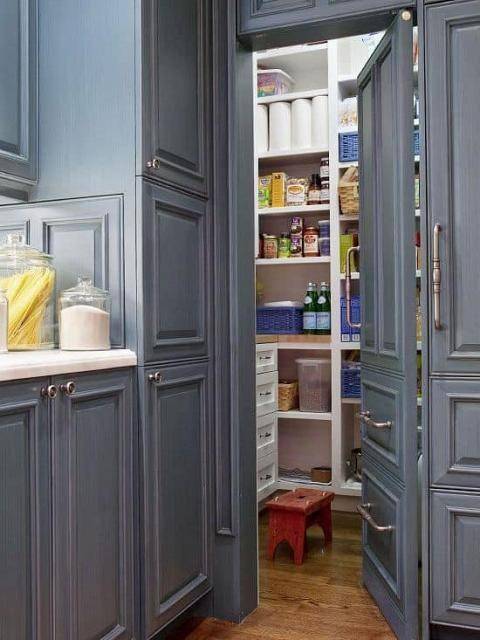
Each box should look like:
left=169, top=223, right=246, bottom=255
left=303, top=312, right=316, bottom=330
left=320, top=187, right=329, bottom=201
left=316, top=312, right=331, bottom=331
left=308, top=189, right=321, bottom=203
left=320, top=166, right=329, bottom=178
left=318, top=295, right=326, bottom=304
left=304, top=296, right=312, bottom=304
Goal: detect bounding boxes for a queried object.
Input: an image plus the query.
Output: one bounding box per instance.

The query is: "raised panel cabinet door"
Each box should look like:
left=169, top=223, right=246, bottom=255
left=141, top=181, right=210, bottom=363
left=0, top=0, right=37, bottom=183
left=51, top=369, right=135, bottom=640
left=142, top=0, right=211, bottom=197
left=140, top=362, right=212, bottom=637
left=357, top=12, right=418, bottom=640
left=426, top=1, right=480, bottom=373
left=237, top=0, right=412, bottom=37
left=0, top=196, right=125, bottom=347
left=0, top=378, right=51, bottom=640
left=431, top=491, right=480, bottom=628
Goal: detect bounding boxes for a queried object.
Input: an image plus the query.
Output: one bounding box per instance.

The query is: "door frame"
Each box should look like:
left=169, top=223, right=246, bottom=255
left=215, top=0, right=431, bottom=635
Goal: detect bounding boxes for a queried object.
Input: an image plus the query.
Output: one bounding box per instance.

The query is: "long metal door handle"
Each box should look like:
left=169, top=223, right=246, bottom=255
left=433, top=223, right=442, bottom=330
left=358, top=410, right=392, bottom=429
left=357, top=503, right=394, bottom=532
left=345, top=245, right=361, bottom=329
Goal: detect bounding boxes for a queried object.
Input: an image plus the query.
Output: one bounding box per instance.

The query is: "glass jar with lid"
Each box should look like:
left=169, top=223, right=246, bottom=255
left=0, top=234, right=56, bottom=350
left=59, top=276, right=111, bottom=350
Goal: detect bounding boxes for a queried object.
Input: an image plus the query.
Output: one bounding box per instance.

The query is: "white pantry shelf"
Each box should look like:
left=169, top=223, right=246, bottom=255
left=339, top=213, right=359, bottom=222
left=257, top=88, right=328, bottom=105
left=342, top=397, right=361, bottom=405
left=277, top=341, right=332, bottom=351
left=258, top=146, right=329, bottom=162
left=278, top=410, right=332, bottom=421
left=257, top=204, right=329, bottom=216
left=277, top=478, right=333, bottom=492
left=339, top=160, right=358, bottom=168
left=256, top=257, right=331, bottom=266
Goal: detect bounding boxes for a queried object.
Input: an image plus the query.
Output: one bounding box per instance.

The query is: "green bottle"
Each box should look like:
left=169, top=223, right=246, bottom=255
left=303, top=282, right=318, bottom=335
left=316, top=282, right=331, bottom=335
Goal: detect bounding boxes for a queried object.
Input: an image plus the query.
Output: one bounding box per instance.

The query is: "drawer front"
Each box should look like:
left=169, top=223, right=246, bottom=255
left=257, top=413, right=277, bottom=459
left=431, top=378, right=480, bottom=489
left=257, top=452, right=277, bottom=501
left=361, top=460, right=405, bottom=614
left=361, top=367, right=405, bottom=482
left=431, top=491, right=480, bottom=628
left=256, top=371, right=278, bottom=417
left=256, top=343, right=278, bottom=374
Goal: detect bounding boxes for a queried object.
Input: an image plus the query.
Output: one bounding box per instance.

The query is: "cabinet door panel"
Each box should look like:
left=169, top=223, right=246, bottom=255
left=52, top=370, right=134, bottom=640
left=0, top=0, right=37, bottom=182
left=0, top=196, right=125, bottom=347
left=143, top=0, right=211, bottom=197
left=431, top=491, right=480, bottom=628
left=427, top=1, right=480, bottom=373
left=141, top=363, right=212, bottom=637
left=141, top=182, right=209, bottom=363
left=0, top=378, right=50, bottom=640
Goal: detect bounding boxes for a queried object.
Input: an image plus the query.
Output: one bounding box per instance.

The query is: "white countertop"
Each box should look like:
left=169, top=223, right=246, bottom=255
left=0, top=349, right=137, bottom=382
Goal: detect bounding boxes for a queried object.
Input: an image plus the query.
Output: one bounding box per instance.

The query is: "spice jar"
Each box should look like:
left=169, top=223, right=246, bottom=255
left=307, top=173, right=322, bottom=205
left=59, top=277, right=111, bottom=350
left=303, top=227, right=319, bottom=256
left=262, top=234, right=278, bottom=259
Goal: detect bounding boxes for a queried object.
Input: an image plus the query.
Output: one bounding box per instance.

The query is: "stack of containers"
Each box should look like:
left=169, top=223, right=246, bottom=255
left=340, top=295, right=361, bottom=342
left=318, top=220, right=330, bottom=257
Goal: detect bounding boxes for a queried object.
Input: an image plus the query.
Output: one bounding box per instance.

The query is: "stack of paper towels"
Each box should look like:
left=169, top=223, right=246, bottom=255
left=256, top=95, right=329, bottom=153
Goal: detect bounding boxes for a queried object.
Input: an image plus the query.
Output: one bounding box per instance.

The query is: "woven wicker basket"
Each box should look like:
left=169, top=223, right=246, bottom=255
left=339, top=166, right=359, bottom=215
left=278, top=380, right=299, bottom=412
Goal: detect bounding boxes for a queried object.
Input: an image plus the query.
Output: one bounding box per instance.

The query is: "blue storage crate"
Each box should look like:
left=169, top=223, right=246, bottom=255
left=340, top=296, right=361, bottom=343
left=256, top=306, right=303, bottom=335
left=341, top=362, right=361, bottom=398
left=339, top=132, right=358, bottom=162
left=414, top=128, right=420, bottom=156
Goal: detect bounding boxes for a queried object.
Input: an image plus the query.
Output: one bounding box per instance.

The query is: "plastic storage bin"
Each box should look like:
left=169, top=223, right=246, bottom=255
left=257, top=69, right=294, bottom=97
left=256, top=306, right=303, bottom=334
left=296, top=358, right=331, bottom=412
left=339, top=132, right=359, bottom=162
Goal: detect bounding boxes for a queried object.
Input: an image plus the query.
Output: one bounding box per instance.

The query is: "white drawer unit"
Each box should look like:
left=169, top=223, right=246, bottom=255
left=257, top=451, right=277, bottom=502
left=256, top=370, right=278, bottom=416
left=257, top=413, right=277, bottom=459
left=256, top=343, right=278, bottom=374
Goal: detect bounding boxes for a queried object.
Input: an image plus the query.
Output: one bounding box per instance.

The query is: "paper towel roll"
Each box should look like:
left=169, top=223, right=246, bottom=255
left=256, top=104, right=268, bottom=153
left=269, top=101, right=291, bottom=151
left=291, top=99, right=312, bottom=150
left=312, top=95, right=329, bottom=148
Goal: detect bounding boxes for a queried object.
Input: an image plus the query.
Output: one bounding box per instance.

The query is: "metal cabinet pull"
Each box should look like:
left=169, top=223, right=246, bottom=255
left=433, top=223, right=442, bottom=330
left=60, top=381, right=76, bottom=396
left=260, top=474, right=272, bottom=481
left=146, top=158, right=160, bottom=169
left=259, top=432, right=272, bottom=439
left=259, top=391, right=272, bottom=397
left=345, top=245, right=361, bottom=329
left=148, top=371, right=163, bottom=383
left=258, top=355, right=272, bottom=361
left=41, top=384, right=58, bottom=399
left=358, top=410, right=392, bottom=430
left=357, top=503, right=394, bottom=533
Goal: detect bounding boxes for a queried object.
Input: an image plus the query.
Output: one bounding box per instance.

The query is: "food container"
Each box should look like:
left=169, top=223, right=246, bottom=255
left=278, top=380, right=299, bottom=411
left=303, top=227, right=319, bottom=256
left=0, top=234, right=56, bottom=350
left=296, top=358, right=331, bottom=412
left=59, top=277, right=111, bottom=350
left=319, top=237, right=330, bottom=257
left=311, top=466, right=332, bottom=484
left=262, top=235, right=278, bottom=259
left=278, top=234, right=291, bottom=258
left=257, top=69, right=294, bottom=97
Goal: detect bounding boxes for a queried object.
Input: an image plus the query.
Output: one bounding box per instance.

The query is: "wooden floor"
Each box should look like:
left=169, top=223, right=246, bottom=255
left=170, top=510, right=395, bottom=640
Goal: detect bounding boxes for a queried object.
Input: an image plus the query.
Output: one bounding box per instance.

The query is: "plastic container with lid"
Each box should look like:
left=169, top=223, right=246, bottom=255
left=0, top=233, right=56, bottom=350
left=257, top=69, right=294, bottom=97
left=59, top=276, right=111, bottom=350
left=296, top=358, right=331, bottom=412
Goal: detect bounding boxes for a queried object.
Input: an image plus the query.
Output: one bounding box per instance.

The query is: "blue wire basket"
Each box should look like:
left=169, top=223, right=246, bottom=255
left=341, top=362, right=361, bottom=398
left=339, top=132, right=359, bottom=162
left=256, top=306, right=303, bottom=335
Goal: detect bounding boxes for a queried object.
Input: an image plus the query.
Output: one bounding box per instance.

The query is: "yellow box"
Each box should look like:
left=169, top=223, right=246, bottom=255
left=271, top=172, right=287, bottom=208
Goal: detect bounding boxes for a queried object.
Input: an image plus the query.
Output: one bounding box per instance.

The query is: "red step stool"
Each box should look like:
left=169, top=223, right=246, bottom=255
left=265, top=488, right=334, bottom=565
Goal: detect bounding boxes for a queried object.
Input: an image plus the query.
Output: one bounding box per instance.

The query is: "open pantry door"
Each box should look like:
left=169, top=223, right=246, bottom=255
left=352, top=10, right=418, bottom=640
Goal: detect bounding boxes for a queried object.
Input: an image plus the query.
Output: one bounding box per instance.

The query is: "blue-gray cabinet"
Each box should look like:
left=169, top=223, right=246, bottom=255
left=142, top=0, right=211, bottom=199
left=0, top=0, right=37, bottom=184
left=0, top=368, right=135, bottom=640
left=0, top=378, right=51, bottom=640
left=140, top=363, right=212, bottom=638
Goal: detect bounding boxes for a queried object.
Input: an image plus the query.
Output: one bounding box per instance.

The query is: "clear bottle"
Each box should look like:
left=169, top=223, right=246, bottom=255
left=0, top=288, right=8, bottom=353
left=316, top=282, right=331, bottom=335
left=303, top=282, right=318, bottom=335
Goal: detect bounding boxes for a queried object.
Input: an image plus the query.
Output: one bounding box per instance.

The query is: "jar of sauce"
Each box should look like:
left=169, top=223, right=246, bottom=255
left=262, top=234, right=278, bottom=259
left=303, top=227, right=319, bottom=256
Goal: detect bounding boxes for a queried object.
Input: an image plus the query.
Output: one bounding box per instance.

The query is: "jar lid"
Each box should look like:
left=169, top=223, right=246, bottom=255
left=0, top=233, right=53, bottom=262
left=60, top=276, right=110, bottom=301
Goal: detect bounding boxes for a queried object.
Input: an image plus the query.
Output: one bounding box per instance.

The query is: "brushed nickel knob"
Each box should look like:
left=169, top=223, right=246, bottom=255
left=60, top=381, right=76, bottom=396
left=148, top=371, right=163, bottom=383
left=41, top=385, right=58, bottom=399
left=146, top=158, right=160, bottom=169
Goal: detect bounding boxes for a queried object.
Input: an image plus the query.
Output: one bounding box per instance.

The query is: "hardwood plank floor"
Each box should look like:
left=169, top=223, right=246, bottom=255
left=170, top=510, right=395, bottom=640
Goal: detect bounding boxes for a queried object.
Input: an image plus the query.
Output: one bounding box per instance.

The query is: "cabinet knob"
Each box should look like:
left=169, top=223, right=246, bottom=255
left=60, top=381, right=76, bottom=396
left=146, top=158, right=160, bottom=169
left=148, top=371, right=163, bottom=383
left=41, top=384, right=58, bottom=399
